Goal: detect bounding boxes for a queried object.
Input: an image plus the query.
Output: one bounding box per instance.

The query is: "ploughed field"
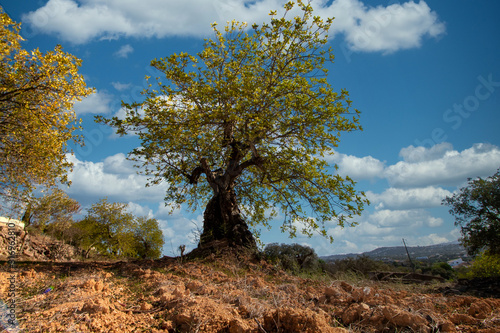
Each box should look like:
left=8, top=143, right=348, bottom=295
left=1, top=251, right=499, bottom=333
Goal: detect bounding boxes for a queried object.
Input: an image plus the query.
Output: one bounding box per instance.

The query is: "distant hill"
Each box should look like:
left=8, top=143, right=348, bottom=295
left=321, top=242, right=469, bottom=262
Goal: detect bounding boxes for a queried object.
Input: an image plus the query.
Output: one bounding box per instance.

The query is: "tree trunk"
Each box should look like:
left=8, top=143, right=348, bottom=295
left=199, top=187, right=256, bottom=250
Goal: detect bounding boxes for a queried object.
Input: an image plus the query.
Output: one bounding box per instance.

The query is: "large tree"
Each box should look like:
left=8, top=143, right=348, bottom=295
left=0, top=8, right=92, bottom=211
left=443, top=169, right=500, bottom=256
left=100, top=1, right=368, bottom=250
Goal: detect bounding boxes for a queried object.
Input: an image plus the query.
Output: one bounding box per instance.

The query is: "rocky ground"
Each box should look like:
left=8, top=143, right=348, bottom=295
left=1, top=248, right=499, bottom=333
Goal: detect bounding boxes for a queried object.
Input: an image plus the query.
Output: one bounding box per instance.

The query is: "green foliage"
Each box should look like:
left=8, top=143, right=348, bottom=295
left=133, top=216, right=164, bottom=259
left=99, top=0, right=367, bottom=243
left=415, top=261, right=456, bottom=280
left=430, top=262, right=455, bottom=280
left=467, top=251, right=500, bottom=278
left=442, top=169, right=500, bottom=256
left=0, top=8, right=93, bottom=210
left=323, top=255, right=391, bottom=278
left=75, top=198, right=164, bottom=259
left=264, top=243, right=321, bottom=274
left=22, top=189, right=81, bottom=243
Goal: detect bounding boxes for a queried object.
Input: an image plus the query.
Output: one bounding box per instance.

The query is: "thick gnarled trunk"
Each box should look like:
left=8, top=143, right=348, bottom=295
left=199, top=187, right=256, bottom=250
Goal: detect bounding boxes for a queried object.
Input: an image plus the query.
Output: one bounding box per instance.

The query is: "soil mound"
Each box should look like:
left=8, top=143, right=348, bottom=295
left=0, top=225, right=81, bottom=261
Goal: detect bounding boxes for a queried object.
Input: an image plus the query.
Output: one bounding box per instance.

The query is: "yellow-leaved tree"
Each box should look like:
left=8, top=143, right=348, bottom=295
left=0, top=8, right=93, bottom=211
left=100, top=1, right=368, bottom=251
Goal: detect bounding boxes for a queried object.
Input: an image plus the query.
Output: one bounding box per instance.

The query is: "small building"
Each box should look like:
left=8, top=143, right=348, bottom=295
left=0, top=216, right=25, bottom=229
left=447, top=258, right=464, bottom=267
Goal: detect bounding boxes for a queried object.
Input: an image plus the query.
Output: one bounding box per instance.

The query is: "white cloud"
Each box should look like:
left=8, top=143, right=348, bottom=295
left=367, top=186, right=452, bottom=210
left=114, top=44, right=134, bottom=58
left=22, top=0, right=445, bottom=54
left=126, top=201, right=154, bottom=218
left=413, top=233, right=449, bottom=246
left=369, top=209, right=443, bottom=228
left=311, top=209, right=453, bottom=255
left=399, top=142, right=453, bottom=163
left=64, top=153, right=167, bottom=204
left=327, top=151, right=385, bottom=180
left=102, top=153, right=136, bottom=175
left=385, top=143, right=500, bottom=188
left=111, top=81, right=132, bottom=91
left=328, top=0, right=445, bottom=53
left=73, top=90, right=114, bottom=115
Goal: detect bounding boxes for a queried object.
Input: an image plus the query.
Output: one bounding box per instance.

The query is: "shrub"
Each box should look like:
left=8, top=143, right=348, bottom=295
left=468, top=251, right=500, bottom=278
left=263, top=243, right=321, bottom=274
left=430, top=262, right=456, bottom=280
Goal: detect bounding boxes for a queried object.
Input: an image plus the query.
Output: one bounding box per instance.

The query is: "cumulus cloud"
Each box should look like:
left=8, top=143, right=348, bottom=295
left=399, top=142, right=453, bottom=163
left=327, top=151, right=385, bottom=180
left=22, top=0, right=445, bottom=54
left=413, top=233, right=450, bottom=246
left=329, top=0, right=445, bottom=53
left=73, top=90, right=114, bottom=115
left=102, top=153, right=136, bottom=175
left=114, top=44, right=134, bottom=58
left=317, top=215, right=453, bottom=255
left=367, top=186, right=452, bottom=210
left=64, top=153, right=167, bottom=204
left=368, top=208, right=443, bottom=228
left=126, top=201, right=154, bottom=218
left=385, top=143, right=500, bottom=188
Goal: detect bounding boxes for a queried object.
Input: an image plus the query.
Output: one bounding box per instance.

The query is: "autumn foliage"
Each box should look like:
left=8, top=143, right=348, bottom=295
left=0, top=8, right=93, bottom=209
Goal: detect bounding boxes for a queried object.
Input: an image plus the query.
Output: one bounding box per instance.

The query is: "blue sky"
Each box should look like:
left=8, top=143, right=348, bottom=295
left=2, top=0, right=499, bottom=256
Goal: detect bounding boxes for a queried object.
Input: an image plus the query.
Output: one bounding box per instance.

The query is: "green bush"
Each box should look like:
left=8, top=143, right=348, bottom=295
left=468, top=252, right=500, bottom=278
left=263, top=243, right=321, bottom=274
left=430, top=262, right=456, bottom=280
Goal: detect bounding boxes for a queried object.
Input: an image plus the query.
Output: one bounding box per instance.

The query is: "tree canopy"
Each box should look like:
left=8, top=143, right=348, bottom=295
left=0, top=8, right=92, bottom=210
left=443, top=169, right=500, bottom=256
left=100, top=0, right=368, bottom=247
left=22, top=188, right=81, bottom=241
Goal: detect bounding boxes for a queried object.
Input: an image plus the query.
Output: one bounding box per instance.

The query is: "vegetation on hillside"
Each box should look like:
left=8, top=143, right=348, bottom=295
left=20, top=193, right=165, bottom=260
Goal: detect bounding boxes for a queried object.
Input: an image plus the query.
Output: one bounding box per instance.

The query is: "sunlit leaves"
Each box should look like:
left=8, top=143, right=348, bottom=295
left=102, top=0, right=368, bottom=242
left=75, top=198, right=164, bottom=259
left=0, top=8, right=93, bottom=210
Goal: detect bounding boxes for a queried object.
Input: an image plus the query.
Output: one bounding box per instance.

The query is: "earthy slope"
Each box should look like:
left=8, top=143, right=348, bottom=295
left=1, top=250, right=499, bottom=333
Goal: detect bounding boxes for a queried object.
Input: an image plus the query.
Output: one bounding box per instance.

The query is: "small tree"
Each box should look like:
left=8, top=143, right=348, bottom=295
left=100, top=0, right=367, bottom=251
left=133, top=216, right=165, bottom=259
left=430, top=262, right=455, bottom=280
left=264, top=243, right=320, bottom=273
left=443, top=169, right=500, bottom=256
left=0, top=9, right=93, bottom=210
left=76, top=199, right=164, bottom=259
left=76, top=199, right=137, bottom=258
left=22, top=189, right=81, bottom=240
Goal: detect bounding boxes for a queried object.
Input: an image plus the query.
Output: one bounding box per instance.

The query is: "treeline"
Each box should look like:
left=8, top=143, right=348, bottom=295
left=22, top=189, right=164, bottom=259
left=263, top=243, right=498, bottom=280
